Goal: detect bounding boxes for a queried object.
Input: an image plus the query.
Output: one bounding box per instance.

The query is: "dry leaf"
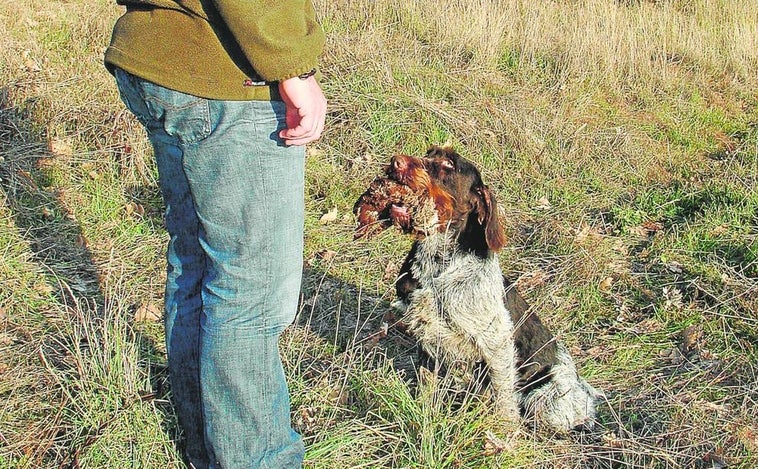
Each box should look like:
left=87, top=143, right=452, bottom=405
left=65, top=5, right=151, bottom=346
left=417, top=366, right=436, bottom=386
left=33, top=282, right=54, bottom=295
left=738, top=426, right=758, bottom=451
left=630, top=225, right=649, bottom=238
left=24, top=57, right=41, bottom=73
left=574, top=225, right=591, bottom=242
left=663, top=286, right=684, bottom=310
left=660, top=347, right=685, bottom=365
left=125, top=202, right=145, bottom=217
left=358, top=153, right=373, bottom=163
left=641, top=220, right=664, bottom=233
left=305, top=147, right=324, bottom=158
left=666, top=261, right=684, bottom=274
left=710, top=224, right=729, bottom=237
left=599, top=276, right=614, bottom=292
left=135, top=302, right=162, bottom=322
left=586, top=345, right=613, bottom=362
left=383, top=261, right=398, bottom=281
left=76, top=234, right=88, bottom=249
left=296, top=406, right=318, bottom=433
left=317, top=249, right=337, bottom=262
left=680, top=324, right=702, bottom=353
left=635, top=318, right=663, bottom=334
left=48, top=137, right=74, bottom=157
left=574, top=224, right=604, bottom=243
left=602, top=432, right=624, bottom=449
left=534, top=196, right=552, bottom=210
left=326, top=385, right=349, bottom=406
left=319, top=207, right=338, bottom=225
left=0, top=333, right=12, bottom=346
left=516, top=269, right=549, bottom=290
left=713, top=131, right=737, bottom=154
left=612, top=238, right=627, bottom=253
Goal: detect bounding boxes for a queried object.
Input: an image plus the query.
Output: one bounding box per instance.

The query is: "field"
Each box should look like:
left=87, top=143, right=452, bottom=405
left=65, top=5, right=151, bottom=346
left=1, top=0, right=756, bottom=467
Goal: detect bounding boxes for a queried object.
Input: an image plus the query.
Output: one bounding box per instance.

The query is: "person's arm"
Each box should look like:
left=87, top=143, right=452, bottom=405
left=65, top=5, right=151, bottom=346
left=210, top=0, right=324, bottom=82
left=211, top=0, right=326, bottom=145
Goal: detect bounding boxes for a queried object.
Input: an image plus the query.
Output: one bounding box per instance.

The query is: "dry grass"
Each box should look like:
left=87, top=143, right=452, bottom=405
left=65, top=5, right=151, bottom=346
left=1, top=0, right=756, bottom=467
left=389, top=0, right=758, bottom=81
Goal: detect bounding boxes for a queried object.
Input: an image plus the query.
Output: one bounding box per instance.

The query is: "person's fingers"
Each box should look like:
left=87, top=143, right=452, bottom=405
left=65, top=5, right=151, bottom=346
left=279, top=106, right=326, bottom=145
left=282, top=129, right=320, bottom=146
left=280, top=119, right=313, bottom=143
left=277, top=76, right=326, bottom=145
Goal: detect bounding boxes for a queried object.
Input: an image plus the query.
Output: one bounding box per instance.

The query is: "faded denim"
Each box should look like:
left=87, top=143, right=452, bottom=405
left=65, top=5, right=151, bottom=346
left=115, top=68, right=305, bottom=469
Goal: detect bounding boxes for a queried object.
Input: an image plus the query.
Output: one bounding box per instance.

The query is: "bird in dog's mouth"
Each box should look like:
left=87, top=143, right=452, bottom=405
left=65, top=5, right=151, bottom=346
left=353, top=153, right=453, bottom=239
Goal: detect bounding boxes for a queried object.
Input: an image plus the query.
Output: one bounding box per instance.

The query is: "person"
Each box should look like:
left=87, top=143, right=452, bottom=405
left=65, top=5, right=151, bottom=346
left=105, top=1, right=326, bottom=468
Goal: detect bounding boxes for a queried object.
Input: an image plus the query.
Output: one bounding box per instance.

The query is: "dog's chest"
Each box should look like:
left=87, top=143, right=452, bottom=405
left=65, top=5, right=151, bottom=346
left=409, top=236, right=513, bottom=333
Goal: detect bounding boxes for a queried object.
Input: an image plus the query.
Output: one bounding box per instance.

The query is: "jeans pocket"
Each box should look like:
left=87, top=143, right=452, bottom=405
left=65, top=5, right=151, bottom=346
left=140, top=81, right=212, bottom=145
left=114, top=68, right=212, bottom=145
left=114, top=68, right=152, bottom=128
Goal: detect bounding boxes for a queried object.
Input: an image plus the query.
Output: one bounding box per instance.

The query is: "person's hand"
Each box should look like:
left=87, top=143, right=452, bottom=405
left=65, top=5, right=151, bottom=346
left=278, top=75, right=326, bottom=146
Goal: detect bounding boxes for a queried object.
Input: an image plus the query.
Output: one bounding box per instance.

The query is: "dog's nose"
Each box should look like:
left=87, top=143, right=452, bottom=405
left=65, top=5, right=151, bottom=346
left=391, top=155, right=408, bottom=173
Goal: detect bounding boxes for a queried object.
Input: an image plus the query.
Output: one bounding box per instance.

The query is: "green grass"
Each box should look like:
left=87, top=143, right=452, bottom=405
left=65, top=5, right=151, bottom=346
left=2, top=0, right=757, bottom=467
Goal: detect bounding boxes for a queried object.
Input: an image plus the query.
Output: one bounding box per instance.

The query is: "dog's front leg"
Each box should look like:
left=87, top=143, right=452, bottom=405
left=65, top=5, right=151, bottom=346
left=477, top=336, right=521, bottom=421
left=405, top=289, right=452, bottom=356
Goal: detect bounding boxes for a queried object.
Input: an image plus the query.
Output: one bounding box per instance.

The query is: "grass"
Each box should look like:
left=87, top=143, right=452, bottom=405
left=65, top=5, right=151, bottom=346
left=1, top=0, right=756, bottom=467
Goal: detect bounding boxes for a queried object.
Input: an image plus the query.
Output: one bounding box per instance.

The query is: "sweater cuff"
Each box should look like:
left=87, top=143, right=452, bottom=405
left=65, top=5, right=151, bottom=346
left=268, top=65, right=319, bottom=83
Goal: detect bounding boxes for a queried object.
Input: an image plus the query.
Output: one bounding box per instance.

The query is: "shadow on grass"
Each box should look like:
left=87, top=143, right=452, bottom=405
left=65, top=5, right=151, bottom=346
left=0, top=83, right=175, bottom=468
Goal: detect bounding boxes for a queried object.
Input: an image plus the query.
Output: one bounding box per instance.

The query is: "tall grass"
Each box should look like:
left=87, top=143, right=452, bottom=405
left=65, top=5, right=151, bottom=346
left=343, top=0, right=758, bottom=83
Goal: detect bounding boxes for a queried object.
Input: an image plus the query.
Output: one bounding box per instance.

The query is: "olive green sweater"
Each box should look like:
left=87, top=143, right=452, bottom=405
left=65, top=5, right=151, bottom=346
left=105, top=0, right=325, bottom=100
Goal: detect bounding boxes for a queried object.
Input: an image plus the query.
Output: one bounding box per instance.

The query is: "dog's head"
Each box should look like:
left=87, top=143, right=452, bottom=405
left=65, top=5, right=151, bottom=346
left=385, top=146, right=506, bottom=254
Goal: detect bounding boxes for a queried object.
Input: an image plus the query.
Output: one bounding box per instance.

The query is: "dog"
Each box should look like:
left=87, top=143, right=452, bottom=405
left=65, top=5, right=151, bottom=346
left=357, top=146, right=602, bottom=432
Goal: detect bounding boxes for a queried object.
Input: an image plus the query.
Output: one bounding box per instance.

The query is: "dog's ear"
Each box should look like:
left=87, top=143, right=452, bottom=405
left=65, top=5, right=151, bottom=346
left=475, top=185, right=506, bottom=251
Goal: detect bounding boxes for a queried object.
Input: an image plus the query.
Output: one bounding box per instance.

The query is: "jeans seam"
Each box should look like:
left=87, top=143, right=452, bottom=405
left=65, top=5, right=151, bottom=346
left=252, top=105, right=276, bottom=460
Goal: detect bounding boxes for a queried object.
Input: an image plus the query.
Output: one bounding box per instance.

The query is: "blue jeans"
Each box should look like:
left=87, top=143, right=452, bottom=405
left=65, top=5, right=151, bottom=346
left=115, top=69, right=305, bottom=469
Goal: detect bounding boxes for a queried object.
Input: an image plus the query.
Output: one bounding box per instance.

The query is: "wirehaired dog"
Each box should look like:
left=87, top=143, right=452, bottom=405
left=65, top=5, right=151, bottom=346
left=355, top=146, right=602, bottom=431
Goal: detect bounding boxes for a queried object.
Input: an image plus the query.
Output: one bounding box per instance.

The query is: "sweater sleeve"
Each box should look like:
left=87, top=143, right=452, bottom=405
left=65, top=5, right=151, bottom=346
left=210, top=0, right=325, bottom=82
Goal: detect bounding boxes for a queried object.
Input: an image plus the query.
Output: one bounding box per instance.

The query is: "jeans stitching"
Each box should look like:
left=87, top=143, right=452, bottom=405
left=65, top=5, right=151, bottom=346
left=251, top=102, right=276, bottom=461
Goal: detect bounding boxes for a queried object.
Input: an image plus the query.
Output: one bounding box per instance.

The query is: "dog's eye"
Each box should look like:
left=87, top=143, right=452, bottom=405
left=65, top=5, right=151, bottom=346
left=439, top=158, right=455, bottom=170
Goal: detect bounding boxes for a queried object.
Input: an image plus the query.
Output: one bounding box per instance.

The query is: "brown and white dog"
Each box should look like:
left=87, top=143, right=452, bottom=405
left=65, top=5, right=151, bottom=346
left=357, top=146, right=602, bottom=432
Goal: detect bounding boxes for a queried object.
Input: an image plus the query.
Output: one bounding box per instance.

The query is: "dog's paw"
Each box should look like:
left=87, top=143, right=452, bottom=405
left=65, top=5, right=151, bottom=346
left=493, top=393, right=522, bottom=423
